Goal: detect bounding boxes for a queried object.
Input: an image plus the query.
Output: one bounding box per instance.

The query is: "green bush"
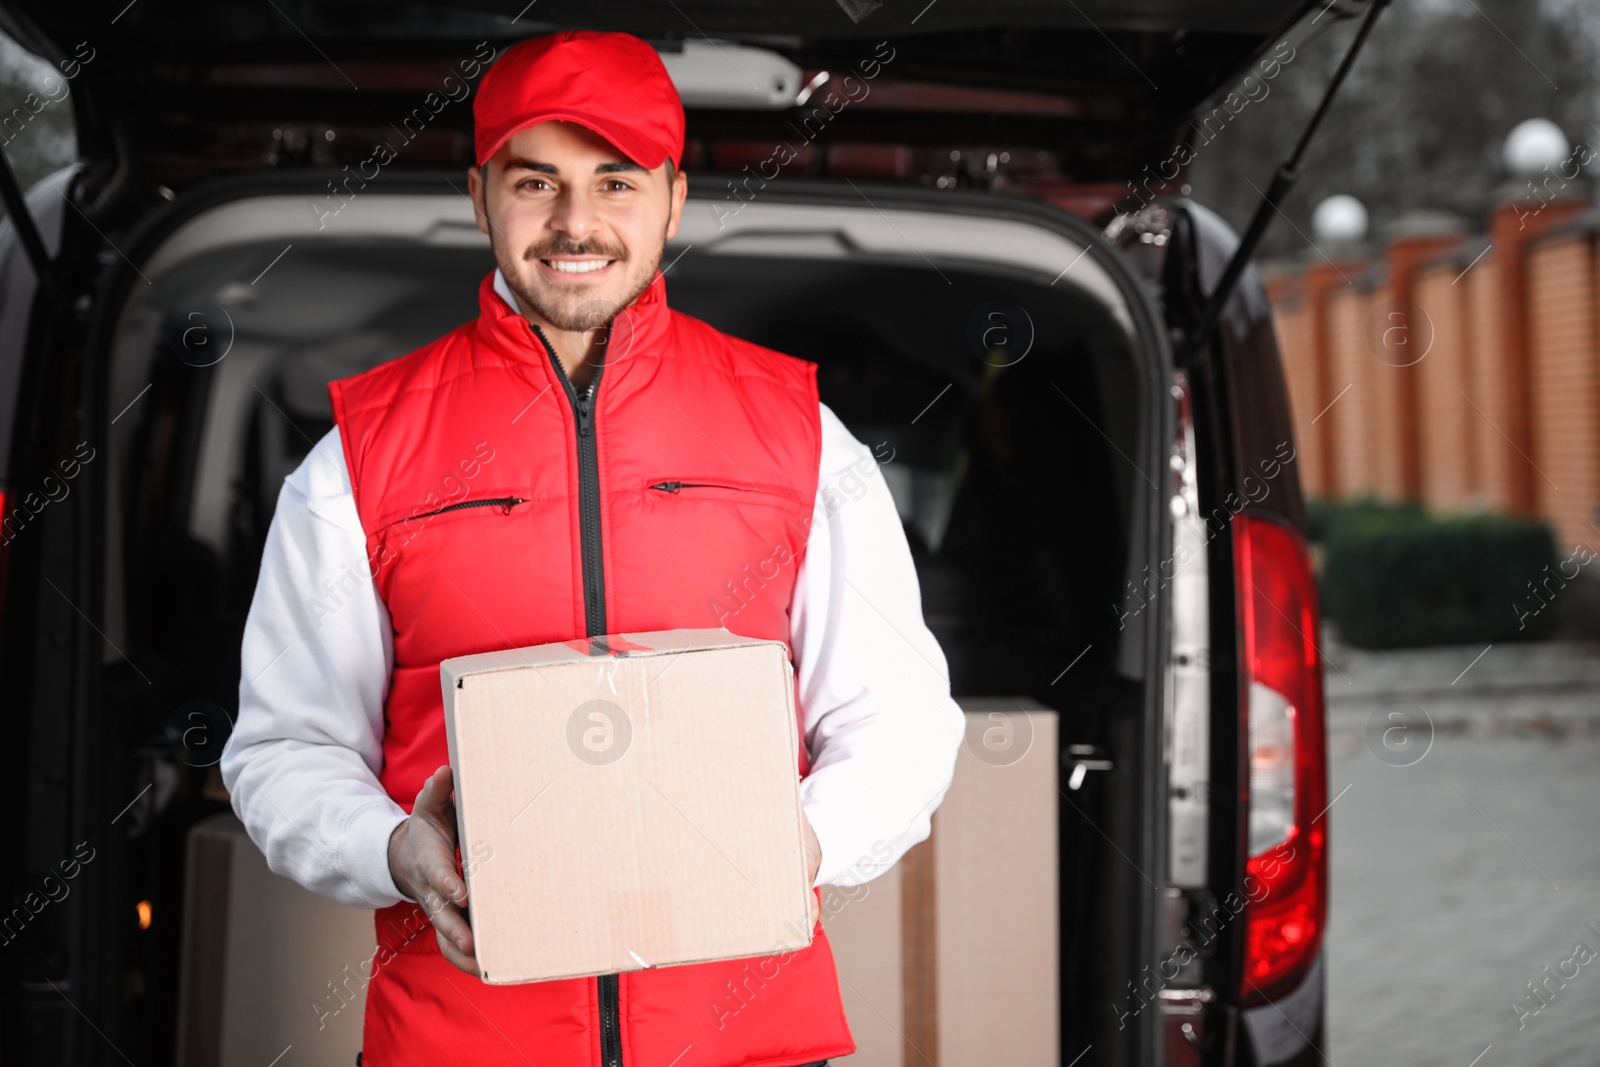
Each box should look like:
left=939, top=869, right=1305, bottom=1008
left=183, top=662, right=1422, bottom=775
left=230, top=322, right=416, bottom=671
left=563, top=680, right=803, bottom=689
left=1305, top=496, right=1423, bottom=545
left=1308, top=498, right=1559, bottom=648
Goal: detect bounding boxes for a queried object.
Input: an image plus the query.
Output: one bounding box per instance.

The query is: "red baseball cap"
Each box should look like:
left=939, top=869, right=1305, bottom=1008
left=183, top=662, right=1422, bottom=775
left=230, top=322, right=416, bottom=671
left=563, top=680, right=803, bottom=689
left=473, top=31, right=685, bottom=171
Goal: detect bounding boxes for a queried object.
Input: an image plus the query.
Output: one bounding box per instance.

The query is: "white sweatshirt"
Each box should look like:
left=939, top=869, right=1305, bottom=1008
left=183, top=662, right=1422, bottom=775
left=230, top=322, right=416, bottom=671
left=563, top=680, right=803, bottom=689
left=219, top=273, right=967, bottom=911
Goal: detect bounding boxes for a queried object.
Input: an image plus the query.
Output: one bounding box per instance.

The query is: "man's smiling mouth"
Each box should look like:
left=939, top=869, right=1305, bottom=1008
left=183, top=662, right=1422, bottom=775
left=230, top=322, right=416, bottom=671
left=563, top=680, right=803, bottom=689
left=541, top=258, right=615, bottom=275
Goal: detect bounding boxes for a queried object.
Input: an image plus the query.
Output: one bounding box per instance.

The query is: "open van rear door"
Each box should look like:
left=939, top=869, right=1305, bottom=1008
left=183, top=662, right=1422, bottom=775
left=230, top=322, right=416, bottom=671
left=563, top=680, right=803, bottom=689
left=1130, top=3, right=1386, bottom=1061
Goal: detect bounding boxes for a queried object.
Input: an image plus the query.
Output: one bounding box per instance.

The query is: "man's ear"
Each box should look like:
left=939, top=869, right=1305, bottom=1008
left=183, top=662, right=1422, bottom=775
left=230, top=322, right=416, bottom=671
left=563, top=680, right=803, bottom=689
left=467, top=163, right=490, bottom=237
left=664, top=165, right=688, bottom=240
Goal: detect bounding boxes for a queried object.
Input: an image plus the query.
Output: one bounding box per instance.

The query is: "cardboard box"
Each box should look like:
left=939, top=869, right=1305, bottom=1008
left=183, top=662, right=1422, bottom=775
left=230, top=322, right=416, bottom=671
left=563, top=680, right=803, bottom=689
left=439, top=628, right=814, bottom=985
left=176, top=813, right=376, bottom=1067
left=824, top=697, right=1059, bottom=1066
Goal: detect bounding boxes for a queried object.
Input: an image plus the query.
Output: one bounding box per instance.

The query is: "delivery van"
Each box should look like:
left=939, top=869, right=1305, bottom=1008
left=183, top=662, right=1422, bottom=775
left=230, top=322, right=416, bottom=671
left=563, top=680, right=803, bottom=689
left=0, top=1, right=1366, bottom=1063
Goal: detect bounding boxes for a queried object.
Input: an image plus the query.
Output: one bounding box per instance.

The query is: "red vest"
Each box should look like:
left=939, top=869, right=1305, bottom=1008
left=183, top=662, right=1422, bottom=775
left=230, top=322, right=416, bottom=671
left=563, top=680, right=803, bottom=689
left=328, top=271, right=855, bottom=1067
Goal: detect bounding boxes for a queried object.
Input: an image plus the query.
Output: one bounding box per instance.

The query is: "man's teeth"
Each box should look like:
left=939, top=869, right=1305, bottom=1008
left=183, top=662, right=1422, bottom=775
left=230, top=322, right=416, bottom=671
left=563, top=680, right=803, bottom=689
left=548, top=259, right=611, bottom=274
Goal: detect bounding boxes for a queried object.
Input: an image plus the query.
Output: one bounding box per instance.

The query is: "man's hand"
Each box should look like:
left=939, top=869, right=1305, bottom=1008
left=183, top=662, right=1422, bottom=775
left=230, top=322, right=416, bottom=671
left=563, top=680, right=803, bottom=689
left=389, top=765, right=480, bottom=976
left=803, top=811, right=822, bottom=930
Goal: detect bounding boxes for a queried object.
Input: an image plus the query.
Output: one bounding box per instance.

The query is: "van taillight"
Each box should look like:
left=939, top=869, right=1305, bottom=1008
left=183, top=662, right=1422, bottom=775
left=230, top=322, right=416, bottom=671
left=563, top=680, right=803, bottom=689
left=1234, top=512, right=1328, bottom=1008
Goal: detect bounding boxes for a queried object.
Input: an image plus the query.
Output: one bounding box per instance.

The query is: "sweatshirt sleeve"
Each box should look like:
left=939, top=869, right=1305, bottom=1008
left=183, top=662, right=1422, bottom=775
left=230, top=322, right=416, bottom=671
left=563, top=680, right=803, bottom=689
left=219, top=425, right=412, bottom=909
left=790, top=402, right=967, bottom=889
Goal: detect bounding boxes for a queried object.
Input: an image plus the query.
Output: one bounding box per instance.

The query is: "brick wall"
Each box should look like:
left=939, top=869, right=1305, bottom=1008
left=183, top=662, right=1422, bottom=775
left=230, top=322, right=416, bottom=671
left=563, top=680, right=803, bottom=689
left=1263, top=198, right=1600, bottom=557
left=1368, top=280, right=1410, bottom=501
left=1465, top=253, right=1508, bottom=511
left=1325, top=283, right=1379, bottom=498
left=1527, top=232, right=1600, bottom=553
left=1272, top=294, right=1325, bottom=497
left=1413, top=261, right=1475, bottom=512
left=1383, top=234, right=1467, bottom=497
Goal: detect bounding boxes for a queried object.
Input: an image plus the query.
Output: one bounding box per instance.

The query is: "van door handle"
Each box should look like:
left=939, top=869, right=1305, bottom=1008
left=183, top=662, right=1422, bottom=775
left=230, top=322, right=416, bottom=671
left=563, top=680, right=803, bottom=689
left=1063, top=744, right=1113, bottom=790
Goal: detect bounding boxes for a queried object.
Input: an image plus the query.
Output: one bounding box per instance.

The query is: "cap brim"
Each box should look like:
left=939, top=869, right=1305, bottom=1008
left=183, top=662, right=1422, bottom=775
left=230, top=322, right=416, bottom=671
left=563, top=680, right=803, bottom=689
left=477, top=111, right=671, bottom=171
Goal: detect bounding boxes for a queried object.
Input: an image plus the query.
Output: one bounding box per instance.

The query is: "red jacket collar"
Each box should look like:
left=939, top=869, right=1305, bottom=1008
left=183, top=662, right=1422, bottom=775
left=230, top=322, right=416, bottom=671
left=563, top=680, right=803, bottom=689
left=473, top=268, right=671, bottom=382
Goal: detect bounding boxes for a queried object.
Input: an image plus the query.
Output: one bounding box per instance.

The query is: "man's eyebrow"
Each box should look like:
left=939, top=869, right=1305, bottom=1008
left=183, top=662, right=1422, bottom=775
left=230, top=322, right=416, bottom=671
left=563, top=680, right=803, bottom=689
left=502, top=157, right=557, bottom=175
left=500, top=157, right=646, bottom=176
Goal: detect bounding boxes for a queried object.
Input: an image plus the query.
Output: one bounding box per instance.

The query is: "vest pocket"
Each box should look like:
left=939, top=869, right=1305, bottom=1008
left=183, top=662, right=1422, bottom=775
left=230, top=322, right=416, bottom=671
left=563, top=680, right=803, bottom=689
left=646, top=479, right=800, bottom=509
left=376, top=495, right=528, bottom=532
left=413, top=495, right=526, bottom=519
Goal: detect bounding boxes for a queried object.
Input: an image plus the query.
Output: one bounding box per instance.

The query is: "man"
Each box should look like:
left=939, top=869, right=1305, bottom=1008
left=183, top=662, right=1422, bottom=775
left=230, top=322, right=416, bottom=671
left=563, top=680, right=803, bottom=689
left=221, top=29, right=965, bottom=1067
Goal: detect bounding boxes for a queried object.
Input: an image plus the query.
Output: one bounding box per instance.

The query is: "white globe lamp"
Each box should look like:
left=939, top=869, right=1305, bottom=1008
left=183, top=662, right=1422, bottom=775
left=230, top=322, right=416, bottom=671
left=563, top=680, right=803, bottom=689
left=1312, top=194, right=1368, bottom=244
left=1503, top=118, right=1568, bottom=176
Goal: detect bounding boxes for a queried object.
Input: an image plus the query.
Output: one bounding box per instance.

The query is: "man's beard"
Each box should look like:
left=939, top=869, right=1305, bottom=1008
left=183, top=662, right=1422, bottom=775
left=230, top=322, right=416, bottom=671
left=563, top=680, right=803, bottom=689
left=493, top=231, right=662, bottom=333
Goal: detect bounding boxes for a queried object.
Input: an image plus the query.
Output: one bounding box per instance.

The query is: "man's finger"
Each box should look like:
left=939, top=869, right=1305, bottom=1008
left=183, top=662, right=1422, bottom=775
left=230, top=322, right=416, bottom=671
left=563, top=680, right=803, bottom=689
left=419, top=869, right=472, bottom=925
left=417, top=765, right=453, bottom=815
left=435, top=925, right=482, bottom=976
left=420, top=858, right=469, bottom=907
left=421, top=887, right=475, bottom=951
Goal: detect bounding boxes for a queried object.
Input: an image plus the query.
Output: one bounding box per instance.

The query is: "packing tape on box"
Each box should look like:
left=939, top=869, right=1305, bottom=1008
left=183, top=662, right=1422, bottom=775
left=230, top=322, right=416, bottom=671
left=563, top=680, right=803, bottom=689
left=564, top=635, right=657, bottom=657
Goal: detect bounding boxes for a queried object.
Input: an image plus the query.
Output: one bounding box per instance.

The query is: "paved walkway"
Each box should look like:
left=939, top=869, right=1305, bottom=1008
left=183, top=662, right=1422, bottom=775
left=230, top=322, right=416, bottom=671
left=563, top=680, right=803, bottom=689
left=1322, top=638, right=1600, bottom=1067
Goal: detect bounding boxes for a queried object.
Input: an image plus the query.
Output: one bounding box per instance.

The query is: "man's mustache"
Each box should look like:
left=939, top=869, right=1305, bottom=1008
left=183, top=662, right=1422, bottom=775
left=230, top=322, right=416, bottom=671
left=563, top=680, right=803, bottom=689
left=524, top=240, right=628, bottom=262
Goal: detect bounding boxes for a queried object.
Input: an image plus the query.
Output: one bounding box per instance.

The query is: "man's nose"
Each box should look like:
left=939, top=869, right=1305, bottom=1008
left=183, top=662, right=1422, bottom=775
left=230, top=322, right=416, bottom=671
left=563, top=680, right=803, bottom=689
left=546, top=185, right=602, bottom=245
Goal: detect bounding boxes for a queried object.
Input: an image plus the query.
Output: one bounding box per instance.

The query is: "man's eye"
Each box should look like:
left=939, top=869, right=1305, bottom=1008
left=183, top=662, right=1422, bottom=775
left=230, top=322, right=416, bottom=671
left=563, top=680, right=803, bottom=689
left=604, top=180, right=632, bottom=191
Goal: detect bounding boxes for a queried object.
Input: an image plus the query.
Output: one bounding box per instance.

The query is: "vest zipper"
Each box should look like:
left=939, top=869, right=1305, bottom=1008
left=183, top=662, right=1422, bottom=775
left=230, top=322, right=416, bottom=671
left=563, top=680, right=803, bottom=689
left=574, top=381, right=607, bottom=638
left=528, top=323, right=609, bottom=637
left=599, top=975, right=621, bottom=1067
left=411, top=496, right=525, bottom=519
left=527, top=320, right=621, bottom=1067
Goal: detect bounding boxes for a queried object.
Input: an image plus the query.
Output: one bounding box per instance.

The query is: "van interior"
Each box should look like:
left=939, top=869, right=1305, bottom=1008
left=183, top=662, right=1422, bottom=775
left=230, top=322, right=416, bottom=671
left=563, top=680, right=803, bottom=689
left=101, top=178, right=1162, bottom=1063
